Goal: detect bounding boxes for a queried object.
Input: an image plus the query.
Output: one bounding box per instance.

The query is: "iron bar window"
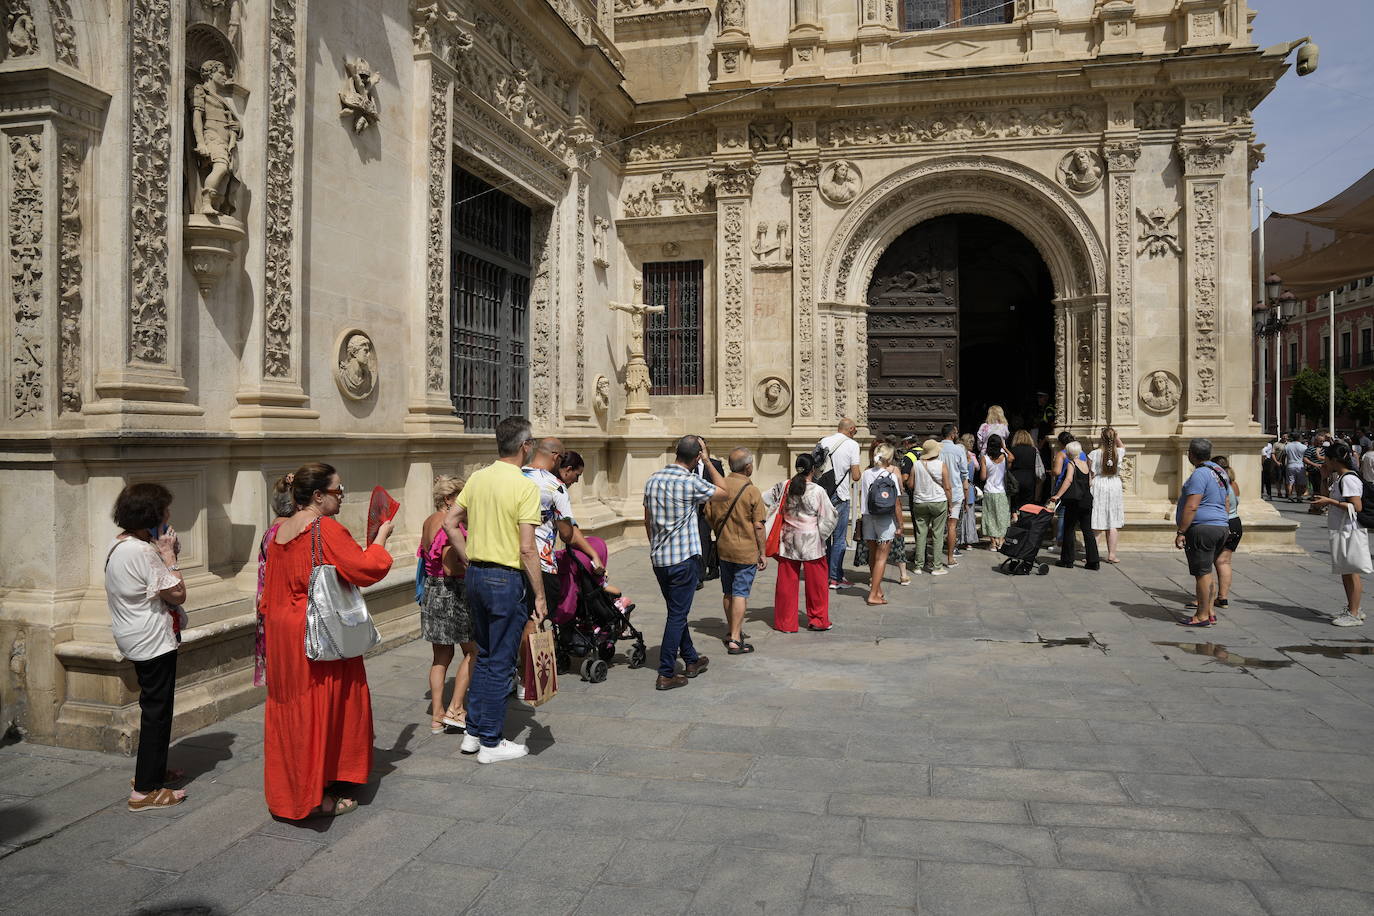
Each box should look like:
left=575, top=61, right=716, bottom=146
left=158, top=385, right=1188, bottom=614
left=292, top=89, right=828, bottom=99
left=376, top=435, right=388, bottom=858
left=644, top=260, right=705, bottom=396
left=451, top=167, right=531, bottom=431
left=901, top=0, right=1012, bottom=30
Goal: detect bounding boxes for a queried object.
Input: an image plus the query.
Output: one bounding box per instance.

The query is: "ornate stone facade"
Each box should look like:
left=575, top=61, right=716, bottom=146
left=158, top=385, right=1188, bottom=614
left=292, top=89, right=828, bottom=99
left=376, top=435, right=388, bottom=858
left=128, top=0, right=173, bottom=365
left=9, top=132, right=43, bottom=417
left=262, top=0, right=298, bottom=380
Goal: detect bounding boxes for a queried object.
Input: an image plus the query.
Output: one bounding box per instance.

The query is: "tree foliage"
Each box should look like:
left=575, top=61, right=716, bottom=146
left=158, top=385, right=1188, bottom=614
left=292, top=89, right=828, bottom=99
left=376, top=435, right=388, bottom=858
left=1290, top=367, right=1348, bottom=426
left=1345, top=379, right=1374, bottom=427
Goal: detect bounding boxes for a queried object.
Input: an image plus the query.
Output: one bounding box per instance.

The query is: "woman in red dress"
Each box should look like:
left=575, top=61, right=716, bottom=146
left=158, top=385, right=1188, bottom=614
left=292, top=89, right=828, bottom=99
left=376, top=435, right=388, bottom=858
left=261, top=463, right=395, bottom=819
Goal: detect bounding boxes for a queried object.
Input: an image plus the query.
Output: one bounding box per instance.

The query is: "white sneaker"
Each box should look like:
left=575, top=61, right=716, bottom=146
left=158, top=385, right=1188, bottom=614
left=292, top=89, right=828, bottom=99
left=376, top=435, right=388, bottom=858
left=460, top=733, right=481, bottom=755
left=1332, top=613, right=1366, bottom=627
left=476, top=739, right=529, bottom=764
left=910, top=568, right=925, bottom=575
left=929, top=567, right=950, bottom=576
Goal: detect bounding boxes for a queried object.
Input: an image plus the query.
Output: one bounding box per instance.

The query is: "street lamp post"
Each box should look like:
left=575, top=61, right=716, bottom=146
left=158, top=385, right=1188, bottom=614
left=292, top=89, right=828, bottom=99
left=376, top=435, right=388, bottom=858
left=1254, top=275, right=1297, bottom=435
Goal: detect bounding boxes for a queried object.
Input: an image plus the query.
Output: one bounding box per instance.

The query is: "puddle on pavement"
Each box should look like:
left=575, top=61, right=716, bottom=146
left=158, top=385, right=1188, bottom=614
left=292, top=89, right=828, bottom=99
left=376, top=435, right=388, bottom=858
left=1153, top=641, right=1294, bottom=669
left=977, top=633, right=1110, bottom=654
left=1153, top=641, right=1374, bottom=669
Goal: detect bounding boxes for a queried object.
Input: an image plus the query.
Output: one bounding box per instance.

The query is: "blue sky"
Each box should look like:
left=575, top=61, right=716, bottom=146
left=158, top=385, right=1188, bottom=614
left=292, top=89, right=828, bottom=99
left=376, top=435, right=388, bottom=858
left=1251, top=0, right=1374, bottom=218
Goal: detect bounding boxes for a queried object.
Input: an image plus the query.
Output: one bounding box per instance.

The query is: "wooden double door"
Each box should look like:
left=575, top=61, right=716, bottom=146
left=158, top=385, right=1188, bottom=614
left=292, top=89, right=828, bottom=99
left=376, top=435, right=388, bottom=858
left=865, top=217, right=960, bottom=440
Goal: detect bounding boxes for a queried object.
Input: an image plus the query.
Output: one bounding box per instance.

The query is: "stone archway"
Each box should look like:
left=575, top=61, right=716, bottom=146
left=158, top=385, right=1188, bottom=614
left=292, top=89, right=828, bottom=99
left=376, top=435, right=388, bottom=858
left=819, top=156, right=1110, bottom=432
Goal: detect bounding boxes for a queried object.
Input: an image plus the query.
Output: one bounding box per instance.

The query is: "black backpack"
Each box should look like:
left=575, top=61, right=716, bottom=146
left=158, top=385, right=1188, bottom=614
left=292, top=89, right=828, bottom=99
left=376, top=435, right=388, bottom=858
left=867, top=472, right=898, bottom=516
left=812, top=440, right=840, bottom=498
left=1340, top=473, right=1374, bottom=528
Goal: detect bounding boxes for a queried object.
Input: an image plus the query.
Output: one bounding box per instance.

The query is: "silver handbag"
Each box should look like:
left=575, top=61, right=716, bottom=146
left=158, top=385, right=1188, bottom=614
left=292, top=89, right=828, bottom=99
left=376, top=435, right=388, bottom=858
left=304, top=519, right=381, bottom=661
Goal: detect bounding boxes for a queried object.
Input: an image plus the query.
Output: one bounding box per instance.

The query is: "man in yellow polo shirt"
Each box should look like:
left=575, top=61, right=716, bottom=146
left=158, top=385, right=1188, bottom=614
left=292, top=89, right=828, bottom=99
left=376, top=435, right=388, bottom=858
left=443, top=416, right=543, bottom=764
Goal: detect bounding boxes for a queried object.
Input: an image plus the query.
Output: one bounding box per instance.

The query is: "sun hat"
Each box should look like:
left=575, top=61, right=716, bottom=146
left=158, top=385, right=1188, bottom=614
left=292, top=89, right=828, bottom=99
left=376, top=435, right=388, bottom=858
left=920, top=438, right=942, bottom=459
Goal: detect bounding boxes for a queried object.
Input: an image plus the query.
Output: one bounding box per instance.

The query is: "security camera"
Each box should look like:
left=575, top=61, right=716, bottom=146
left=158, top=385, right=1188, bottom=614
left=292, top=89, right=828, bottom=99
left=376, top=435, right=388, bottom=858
left=1296, top=40, right=1319, bottom=76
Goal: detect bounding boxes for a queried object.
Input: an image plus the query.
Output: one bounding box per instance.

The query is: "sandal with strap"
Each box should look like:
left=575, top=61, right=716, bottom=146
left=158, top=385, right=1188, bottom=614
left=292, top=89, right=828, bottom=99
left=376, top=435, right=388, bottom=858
left=725, top=639, right=754, bottom=655
left=440, top=709, right=466, bottom=730
left=309, top=794, right=358, bottom=818
left=128, top=787, right=186, bottom=812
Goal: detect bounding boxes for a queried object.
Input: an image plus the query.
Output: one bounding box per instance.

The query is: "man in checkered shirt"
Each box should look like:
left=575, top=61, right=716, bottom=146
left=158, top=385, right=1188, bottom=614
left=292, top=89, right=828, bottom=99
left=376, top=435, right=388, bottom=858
left=644, top=435, right=728, bottom=690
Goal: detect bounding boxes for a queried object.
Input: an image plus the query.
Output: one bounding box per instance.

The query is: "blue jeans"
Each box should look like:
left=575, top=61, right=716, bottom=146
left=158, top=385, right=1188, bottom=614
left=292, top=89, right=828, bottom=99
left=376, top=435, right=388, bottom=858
left=827, top=496, right=851, bottom=583
left=464, top=564, right=530, bottom=748
left=653, top=557, right=702, bottom=678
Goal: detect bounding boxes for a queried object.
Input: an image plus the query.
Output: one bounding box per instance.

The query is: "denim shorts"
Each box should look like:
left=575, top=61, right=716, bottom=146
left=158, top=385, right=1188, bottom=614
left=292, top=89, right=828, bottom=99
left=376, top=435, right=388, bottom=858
left=719, top=560, right=757, bottom=598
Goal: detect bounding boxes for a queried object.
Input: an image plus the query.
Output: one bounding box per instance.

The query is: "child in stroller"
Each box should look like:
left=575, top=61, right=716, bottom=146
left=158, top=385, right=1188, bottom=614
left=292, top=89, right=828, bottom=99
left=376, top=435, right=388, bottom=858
left=553, top=536, right=647, bottom=682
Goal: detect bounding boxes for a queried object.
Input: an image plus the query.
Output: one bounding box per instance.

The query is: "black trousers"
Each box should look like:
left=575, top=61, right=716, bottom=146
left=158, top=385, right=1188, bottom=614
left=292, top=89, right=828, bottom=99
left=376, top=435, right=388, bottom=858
left=132, top=649, right=178, bottom=792
left=1058, top=498, right=1099, bottom=569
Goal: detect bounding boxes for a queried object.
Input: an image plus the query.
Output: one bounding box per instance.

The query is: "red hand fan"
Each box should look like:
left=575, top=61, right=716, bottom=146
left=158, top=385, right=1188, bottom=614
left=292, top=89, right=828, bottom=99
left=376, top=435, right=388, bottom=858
left=366, top=486, right=400, bottom=545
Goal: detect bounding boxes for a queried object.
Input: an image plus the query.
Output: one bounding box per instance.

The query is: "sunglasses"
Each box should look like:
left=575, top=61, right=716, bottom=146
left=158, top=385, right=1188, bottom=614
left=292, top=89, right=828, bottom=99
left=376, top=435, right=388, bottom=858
left=322, top=487, right=345, bottom=500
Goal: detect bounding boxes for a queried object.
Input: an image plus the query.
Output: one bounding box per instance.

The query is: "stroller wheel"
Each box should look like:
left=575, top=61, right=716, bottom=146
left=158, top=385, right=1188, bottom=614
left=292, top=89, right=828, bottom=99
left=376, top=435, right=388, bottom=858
left=598, top=644, right=616, bottom=664
left=1036, top=563, right=1050, bottom=576
left=627, top=645, right=646, bottom=670
left=587, top=659, right=609, bottom=684
left=579, top=657, right=594, bottom=681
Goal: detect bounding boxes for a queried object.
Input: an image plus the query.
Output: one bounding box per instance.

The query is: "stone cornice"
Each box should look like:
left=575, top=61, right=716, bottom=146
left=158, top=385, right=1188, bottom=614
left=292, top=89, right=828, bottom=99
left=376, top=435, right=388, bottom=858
left=0, top=65, right=110, bottom=129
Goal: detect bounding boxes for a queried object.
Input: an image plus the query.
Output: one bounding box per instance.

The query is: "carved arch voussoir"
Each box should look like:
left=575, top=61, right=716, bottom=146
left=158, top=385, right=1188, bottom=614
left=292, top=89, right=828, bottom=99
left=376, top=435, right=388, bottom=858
left=821, top=156, right=1107, bottom=305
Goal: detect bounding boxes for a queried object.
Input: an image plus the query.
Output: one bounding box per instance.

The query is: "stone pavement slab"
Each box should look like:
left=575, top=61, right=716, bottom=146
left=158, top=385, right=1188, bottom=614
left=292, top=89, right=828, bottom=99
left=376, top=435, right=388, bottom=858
left=2, top=503, right=1374, bottom=912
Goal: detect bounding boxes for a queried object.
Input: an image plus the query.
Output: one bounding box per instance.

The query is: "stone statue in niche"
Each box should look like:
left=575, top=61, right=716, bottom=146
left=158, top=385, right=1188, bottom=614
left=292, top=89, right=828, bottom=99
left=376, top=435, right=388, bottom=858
left=1057, top=148, right=1103, bottom=194
left=1136, top=206, right=1182, bottom=258
left=720, top=0, right=746, bottom=30
left=339, top=58, right=381, bottom=133
left=820, top=160, right=862, bottom=204
left=751, top=221, right=792, bottom=269
left=593, top=375, right=610, bottom=412
left=592, top=216, right=609, bottom=268
left=190, top=60, right=242, bottom=216
left=335, top=330, right=379, bottom=400
left=1138, top=369, right=1181, bottom=413
left=609, top=279, right=665, bottom=416
left=754, top=376, right=792, bottom=415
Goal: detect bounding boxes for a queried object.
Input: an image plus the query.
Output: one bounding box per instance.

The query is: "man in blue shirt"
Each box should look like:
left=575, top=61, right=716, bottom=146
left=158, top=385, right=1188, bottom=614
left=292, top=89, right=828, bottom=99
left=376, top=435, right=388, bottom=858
left=1175, top=437, right=1231, bottom=627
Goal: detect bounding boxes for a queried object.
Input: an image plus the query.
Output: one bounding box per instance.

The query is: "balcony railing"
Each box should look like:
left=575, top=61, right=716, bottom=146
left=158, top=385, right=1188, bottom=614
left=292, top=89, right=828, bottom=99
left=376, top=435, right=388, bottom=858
left=1340, top=353, right=1354, bottom=370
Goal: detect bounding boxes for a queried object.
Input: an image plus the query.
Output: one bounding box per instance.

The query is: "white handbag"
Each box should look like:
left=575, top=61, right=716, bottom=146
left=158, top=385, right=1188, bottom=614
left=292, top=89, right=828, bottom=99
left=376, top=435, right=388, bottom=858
left=305, top=519, right=382, bottom=661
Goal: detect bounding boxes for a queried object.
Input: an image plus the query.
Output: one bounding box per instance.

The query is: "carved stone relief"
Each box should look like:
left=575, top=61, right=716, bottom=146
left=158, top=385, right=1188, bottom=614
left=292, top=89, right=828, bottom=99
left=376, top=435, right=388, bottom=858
left=624, top=128, right=714, bottom=163
left=720, top=0, right=746, bottom=29
left=1177, top=135, right=1233, bottom=174
left=593, top=375, right=610, bottom=412
left=575, top=177, right=586, bottom=408
left=529, top=209, right=556, bottom=424
left=263, top=0, right=298, bottom=380
left=1136, top=207, right=1181, bottom=258
left=1075, top=316, right=1092, bottom=422
left=1108, top=164, right=1136, bottom=414
left=1135, top=99, right=1180, bottom=130
left=424, top=72, right=449, bottom=393
left=5, top=1, right=37, bottom=57
left=1188, top=181, right=1220, bottom=404
left=793, top=180, right=815, bottom=420
left=707, top=162, right=760, bottom=198
left=721, top=201, right=747, bottom=409
left=833, top=315, right=847, bottom=417
left=333, top=329, right=378, bottom=400
left=623, top=170, right=715, bottom=217
left=129, top=0, right=173, bottom=365
left=819, top=161, right=862, bottom=205
left=1138, top=369, right=1181, bottom=413
left=820, top=104, right=1101, bottom=148
left=50, top=0, right=78, bottom=66
left=751, top=221, right=791, bottom=269
left=1053, top=308, right=1066, bottom=421
left=9, top=132, right=42, bottom=417
left=749, top=120, right=792, bottom=152
left=339, top=57, right=381, bottom=133
left=854, top=318, right=868, bottom=427
left=1057, top=148, right=1103, bottom=194
left=58, top=137, right=85, bottom=413
left=826, top=160, right=1107, bottom=305
left=592, top=215, right=609, bottom=268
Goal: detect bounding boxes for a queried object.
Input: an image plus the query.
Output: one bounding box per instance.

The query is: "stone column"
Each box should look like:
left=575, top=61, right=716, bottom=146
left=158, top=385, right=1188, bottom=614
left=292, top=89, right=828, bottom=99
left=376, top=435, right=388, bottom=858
left=1104, top=137, right=1141, bottom=430
left=786, top=157, right=821, bottom=431
left=787, top=0, right=823, bottom=73
left=402, top=15, right=469, bottom=434
left=855, top=0, right=895, bottom=72
left=1178, top=134, right=1234, bottom=427
left=91, top=0, right=201, bottom=418
left=230, top=0, right=318, bottom=429
left=708, top=161, right=760, bottom=431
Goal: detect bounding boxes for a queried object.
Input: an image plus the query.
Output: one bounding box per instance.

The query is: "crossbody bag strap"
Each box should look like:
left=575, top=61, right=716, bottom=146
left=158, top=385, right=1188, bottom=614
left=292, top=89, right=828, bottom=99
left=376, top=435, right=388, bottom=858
left=712, top=481, right=752, bottom=537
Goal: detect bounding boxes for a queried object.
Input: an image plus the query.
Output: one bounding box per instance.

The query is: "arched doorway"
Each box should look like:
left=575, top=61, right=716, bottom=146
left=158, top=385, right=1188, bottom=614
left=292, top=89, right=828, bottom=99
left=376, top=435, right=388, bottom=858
left=865, top=214, right=1054, bottom=439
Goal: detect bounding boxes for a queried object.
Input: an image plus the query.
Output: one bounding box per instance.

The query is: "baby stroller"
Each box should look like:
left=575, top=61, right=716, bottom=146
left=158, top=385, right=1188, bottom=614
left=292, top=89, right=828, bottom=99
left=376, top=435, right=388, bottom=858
left=552, top=537, right=647, bottom=683
left=998, top=504, right=1053, bottom=576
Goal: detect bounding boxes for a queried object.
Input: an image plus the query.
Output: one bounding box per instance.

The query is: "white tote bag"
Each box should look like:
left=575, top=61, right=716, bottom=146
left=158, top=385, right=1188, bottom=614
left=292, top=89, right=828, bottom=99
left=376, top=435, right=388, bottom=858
left=305, top=519, right=382, bottom=661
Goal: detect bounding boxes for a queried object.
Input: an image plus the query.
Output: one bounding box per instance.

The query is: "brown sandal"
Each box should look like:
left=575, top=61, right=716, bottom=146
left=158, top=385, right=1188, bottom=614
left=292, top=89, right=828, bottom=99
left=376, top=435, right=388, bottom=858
left=130, top=768, right=185, bottom=789
left=128, top=787, right=185, bottom=812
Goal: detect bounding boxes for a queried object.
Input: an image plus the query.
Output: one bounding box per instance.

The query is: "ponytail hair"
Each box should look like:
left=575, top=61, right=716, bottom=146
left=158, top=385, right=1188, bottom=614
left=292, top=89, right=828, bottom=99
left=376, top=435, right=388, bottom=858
left=789, top=453, right=815, bottom=500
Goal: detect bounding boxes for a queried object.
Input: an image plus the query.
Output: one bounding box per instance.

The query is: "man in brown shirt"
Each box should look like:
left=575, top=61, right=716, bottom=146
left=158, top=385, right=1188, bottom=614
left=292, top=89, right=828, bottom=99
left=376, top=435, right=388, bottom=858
left=705, top=447, right=767, bottom=655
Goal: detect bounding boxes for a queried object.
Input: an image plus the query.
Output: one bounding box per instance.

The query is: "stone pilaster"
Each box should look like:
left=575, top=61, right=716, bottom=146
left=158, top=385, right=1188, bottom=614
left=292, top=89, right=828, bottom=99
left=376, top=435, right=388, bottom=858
left=708, top=161, right=759, bottom=430
left=1177, top=133, right=1233, bottom=426
left=786, top=158, right=821, bottom=430
left=1105, top=138, right=1141, bottom=429
left=402, top=12, right=469, bottom=434
left=230, top=0, right=318, bottom=428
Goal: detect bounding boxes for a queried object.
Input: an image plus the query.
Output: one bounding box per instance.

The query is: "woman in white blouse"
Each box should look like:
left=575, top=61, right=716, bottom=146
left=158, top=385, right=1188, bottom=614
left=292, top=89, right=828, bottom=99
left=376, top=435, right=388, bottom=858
left=763, top=454, right=838, bottom=632
left=105, top=483, right=189, bottom=812
left=856, top=445, right=907, bottom=605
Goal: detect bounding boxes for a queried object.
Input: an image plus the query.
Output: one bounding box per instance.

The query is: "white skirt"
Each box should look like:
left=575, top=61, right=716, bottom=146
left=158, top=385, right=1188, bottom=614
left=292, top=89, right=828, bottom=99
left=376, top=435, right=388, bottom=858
left=1090, top=476, right=1125, bottom=530
left=1330, top=528, right=1374, bottom=575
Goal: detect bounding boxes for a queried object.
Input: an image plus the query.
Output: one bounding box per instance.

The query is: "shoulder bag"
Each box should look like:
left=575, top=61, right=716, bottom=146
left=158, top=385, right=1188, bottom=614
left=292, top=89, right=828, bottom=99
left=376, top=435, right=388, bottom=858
left=305, top=519, right=382, bottom=661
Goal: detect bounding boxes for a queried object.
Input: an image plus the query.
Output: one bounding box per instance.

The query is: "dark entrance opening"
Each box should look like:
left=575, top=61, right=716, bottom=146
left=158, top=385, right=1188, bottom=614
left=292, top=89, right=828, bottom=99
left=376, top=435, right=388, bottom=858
left=865, top=214, right=1055, bottom=441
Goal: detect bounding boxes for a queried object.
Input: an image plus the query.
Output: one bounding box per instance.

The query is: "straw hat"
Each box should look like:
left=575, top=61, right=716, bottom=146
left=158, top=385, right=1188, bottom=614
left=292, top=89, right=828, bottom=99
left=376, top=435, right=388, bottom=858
left=920, top=438, right=942, bottom=459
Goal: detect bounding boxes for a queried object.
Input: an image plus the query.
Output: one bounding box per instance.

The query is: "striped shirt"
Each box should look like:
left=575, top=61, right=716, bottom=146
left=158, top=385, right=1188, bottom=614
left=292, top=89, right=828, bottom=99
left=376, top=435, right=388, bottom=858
left=643, top=465, right=717, bottom=568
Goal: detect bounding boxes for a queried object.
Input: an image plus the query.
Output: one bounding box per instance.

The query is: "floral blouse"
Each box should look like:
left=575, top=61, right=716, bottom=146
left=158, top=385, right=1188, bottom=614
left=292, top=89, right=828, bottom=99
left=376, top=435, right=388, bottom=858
left=763, top=480, right=839, bottom=562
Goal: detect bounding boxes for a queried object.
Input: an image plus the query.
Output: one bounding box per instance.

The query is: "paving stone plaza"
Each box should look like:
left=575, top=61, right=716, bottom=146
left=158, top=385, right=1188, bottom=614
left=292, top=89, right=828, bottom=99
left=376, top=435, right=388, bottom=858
left=3, top=500, right=1373, bottom=915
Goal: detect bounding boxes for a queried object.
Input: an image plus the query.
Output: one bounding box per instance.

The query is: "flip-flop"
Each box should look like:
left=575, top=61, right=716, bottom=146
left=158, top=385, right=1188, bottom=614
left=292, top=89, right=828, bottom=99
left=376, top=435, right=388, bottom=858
left=1177, top=618, right=1214, bottom=628
left=309, top=795, right=358, bottom=818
